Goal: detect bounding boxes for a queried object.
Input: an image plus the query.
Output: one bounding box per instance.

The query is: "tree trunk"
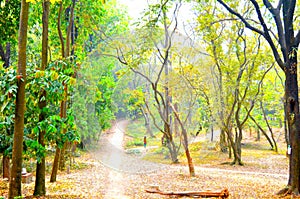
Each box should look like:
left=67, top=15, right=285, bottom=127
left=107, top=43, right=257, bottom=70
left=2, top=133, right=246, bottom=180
left=50, top=147, right=60, bottom=182
left=58, top=82, right=68, bottom=171
left=141, top=107, right=153, bottom=137
left=210, top=126, right=214, bottom=142
left=250, top=115, right=274, bottom=148
left=3, top=155, right=10, bottom=179
left=227, top=137, right=232, bottom=159
left=226, top=129, right=242, bottom=165
left=57, top=0, right=75, bottom=171
left=165, top=130, right=178, bottom=163
left=59, top=142, right=67, bottom=171
left=34, top=127, right=46, bottom=195
left=260, top=101, right=278, bottom=152
left=256, top=128, right=260, bottom=141
left=8, top=1, right=29, bottom=198
left=286, top=58, right=300, bottom=194
left=34, top=0, right=49, bottom=195
left=283, top=99, right=289, bottom=148
left=0, top=43, right=11, bottom=68
left=182, top=129, right=195, bottom=176
left=219, top=129, right=227, bottom=153
left=174, top=103, right=180, bottom=137
left=232, top=127, right=243, bottom=165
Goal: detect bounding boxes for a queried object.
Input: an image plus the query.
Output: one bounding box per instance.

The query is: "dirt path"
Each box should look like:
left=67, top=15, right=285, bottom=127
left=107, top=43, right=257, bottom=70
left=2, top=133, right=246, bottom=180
left=91, top=120, right=167, bottom=198
left=87, top=120, right=288, bottom=198
left=14, top=120, right=287, bottom=198
left=94, top=120, right=167, bottom=174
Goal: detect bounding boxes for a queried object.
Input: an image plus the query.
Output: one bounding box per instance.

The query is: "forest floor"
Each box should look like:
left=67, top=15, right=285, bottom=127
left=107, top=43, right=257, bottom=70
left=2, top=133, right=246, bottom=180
left=0, top=120, right=293, bottom=198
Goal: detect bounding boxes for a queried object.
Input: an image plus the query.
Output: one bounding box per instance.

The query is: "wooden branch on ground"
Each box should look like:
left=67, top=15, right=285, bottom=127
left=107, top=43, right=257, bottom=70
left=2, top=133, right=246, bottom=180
left=145, top=187, right=229, bottom=198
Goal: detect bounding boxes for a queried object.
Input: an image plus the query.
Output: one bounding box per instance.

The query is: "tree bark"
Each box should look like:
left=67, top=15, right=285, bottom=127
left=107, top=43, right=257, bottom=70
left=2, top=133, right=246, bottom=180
left=260, top=100, right=278, bottom=152
left=170, top=103, right=195, bottom=176
left=33, top=0, right=49, bottom=195
left=50, top=147, right=60, bottom=182
left=164, top=124, right=178, bottom=163
left=219, top=129, right=227, bottom=153
left=8, top=1, right=29, bottom=198
left=249, top=115, right=274, bottom=149
left=174, top=103, right=180, bottom=137
left=286, top=58, right=300, bottom=193
left=3, top=155, right=10, bottom=179
left=182, top=129, right=195, bottom=176
left=0, top=43, right=11, bottom=68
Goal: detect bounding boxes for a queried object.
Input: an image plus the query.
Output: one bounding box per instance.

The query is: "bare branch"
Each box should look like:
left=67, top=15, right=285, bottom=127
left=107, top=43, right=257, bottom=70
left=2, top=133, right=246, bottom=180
left=217, top=0, right=285, bottom=70
left=216, top=0, right=264, bottom=35
left=262, top=0, right=286, bottom=56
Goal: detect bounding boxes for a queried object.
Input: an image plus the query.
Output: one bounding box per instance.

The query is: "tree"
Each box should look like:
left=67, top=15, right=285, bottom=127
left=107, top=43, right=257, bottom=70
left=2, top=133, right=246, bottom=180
left=112, top=1, right=200, bottom=175
left=116, top=1, right=181, bottom=163
left=33, top=0, right=49, bottom=196
left=51, top=0, right=76, bottom=180
left=0, top=0, right=20, bottom=180
left=8, top=0, right=29, bottom=198
left=196, top=2, right=275, bottom=164
left=215, top=0, right=300, bottom=194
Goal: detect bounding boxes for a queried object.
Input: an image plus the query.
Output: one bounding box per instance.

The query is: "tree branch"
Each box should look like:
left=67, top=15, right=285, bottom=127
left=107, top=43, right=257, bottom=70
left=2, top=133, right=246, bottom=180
left=57, top=2, right=65, bottom=58
left=217, top=0, right=285, bottom=70
left=216, top=0, right=264, bottom=35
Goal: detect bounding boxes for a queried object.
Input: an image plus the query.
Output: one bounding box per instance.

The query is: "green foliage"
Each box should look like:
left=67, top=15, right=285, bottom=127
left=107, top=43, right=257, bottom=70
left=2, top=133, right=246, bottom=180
left=125, top=139, right=144, bottom=148
left=72, top=56, right=117, bottom=144
left=0, top=0, right=20, bottom=44
left=0, top=57, right=79, bottom=160
left=123, top=88, right=145, bottom=119
left=0, top=67, right=17, bottom=154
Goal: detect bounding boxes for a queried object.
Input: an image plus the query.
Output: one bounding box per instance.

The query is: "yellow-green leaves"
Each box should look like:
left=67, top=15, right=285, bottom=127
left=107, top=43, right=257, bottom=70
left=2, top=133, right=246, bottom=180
left=49, top=0, right=61, bottom=3
left=25, top=0, right=61, bottom=3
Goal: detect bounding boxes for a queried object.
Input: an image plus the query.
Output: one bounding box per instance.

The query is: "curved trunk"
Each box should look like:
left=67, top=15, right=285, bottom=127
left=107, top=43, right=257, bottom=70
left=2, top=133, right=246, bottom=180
left=219, top=129, right=227, bottom=153
left=249, top=115, right=274, bottom=149
left=225, top=129, right=242, bottom=165
left=182, top=128, right=195, bottom=176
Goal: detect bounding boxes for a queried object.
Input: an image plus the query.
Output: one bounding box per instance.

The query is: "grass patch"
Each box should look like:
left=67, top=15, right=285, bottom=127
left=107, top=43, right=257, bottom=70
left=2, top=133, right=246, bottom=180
left=125, top=119, right=164, bottom=149
left=143, top=147, right=173, bottom=164
left=126, top=138, right=144, bottom=148
left=125, top=119, right=147, bottom=138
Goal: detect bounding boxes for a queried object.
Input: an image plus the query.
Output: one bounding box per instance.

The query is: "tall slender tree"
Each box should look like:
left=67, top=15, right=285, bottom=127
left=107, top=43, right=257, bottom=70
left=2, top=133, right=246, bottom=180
left=33, top=0, right=50, bottom=196
left=0, top=0, right=20, bottom=180
left=8, top=0, right=30, bottom=198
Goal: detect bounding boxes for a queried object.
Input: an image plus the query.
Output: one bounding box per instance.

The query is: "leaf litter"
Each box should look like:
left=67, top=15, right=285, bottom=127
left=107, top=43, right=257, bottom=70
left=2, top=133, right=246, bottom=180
left=0, top=121, right=293, bottom=198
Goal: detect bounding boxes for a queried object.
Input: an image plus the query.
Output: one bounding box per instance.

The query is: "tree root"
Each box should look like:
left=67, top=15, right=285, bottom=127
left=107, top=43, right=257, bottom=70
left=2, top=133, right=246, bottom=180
left=277, top=186, right=300, bottom=197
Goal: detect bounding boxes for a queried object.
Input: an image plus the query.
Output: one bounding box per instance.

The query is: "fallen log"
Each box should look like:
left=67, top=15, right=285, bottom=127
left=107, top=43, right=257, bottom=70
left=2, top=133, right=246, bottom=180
left=145, top=187, right=229, bottom=198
